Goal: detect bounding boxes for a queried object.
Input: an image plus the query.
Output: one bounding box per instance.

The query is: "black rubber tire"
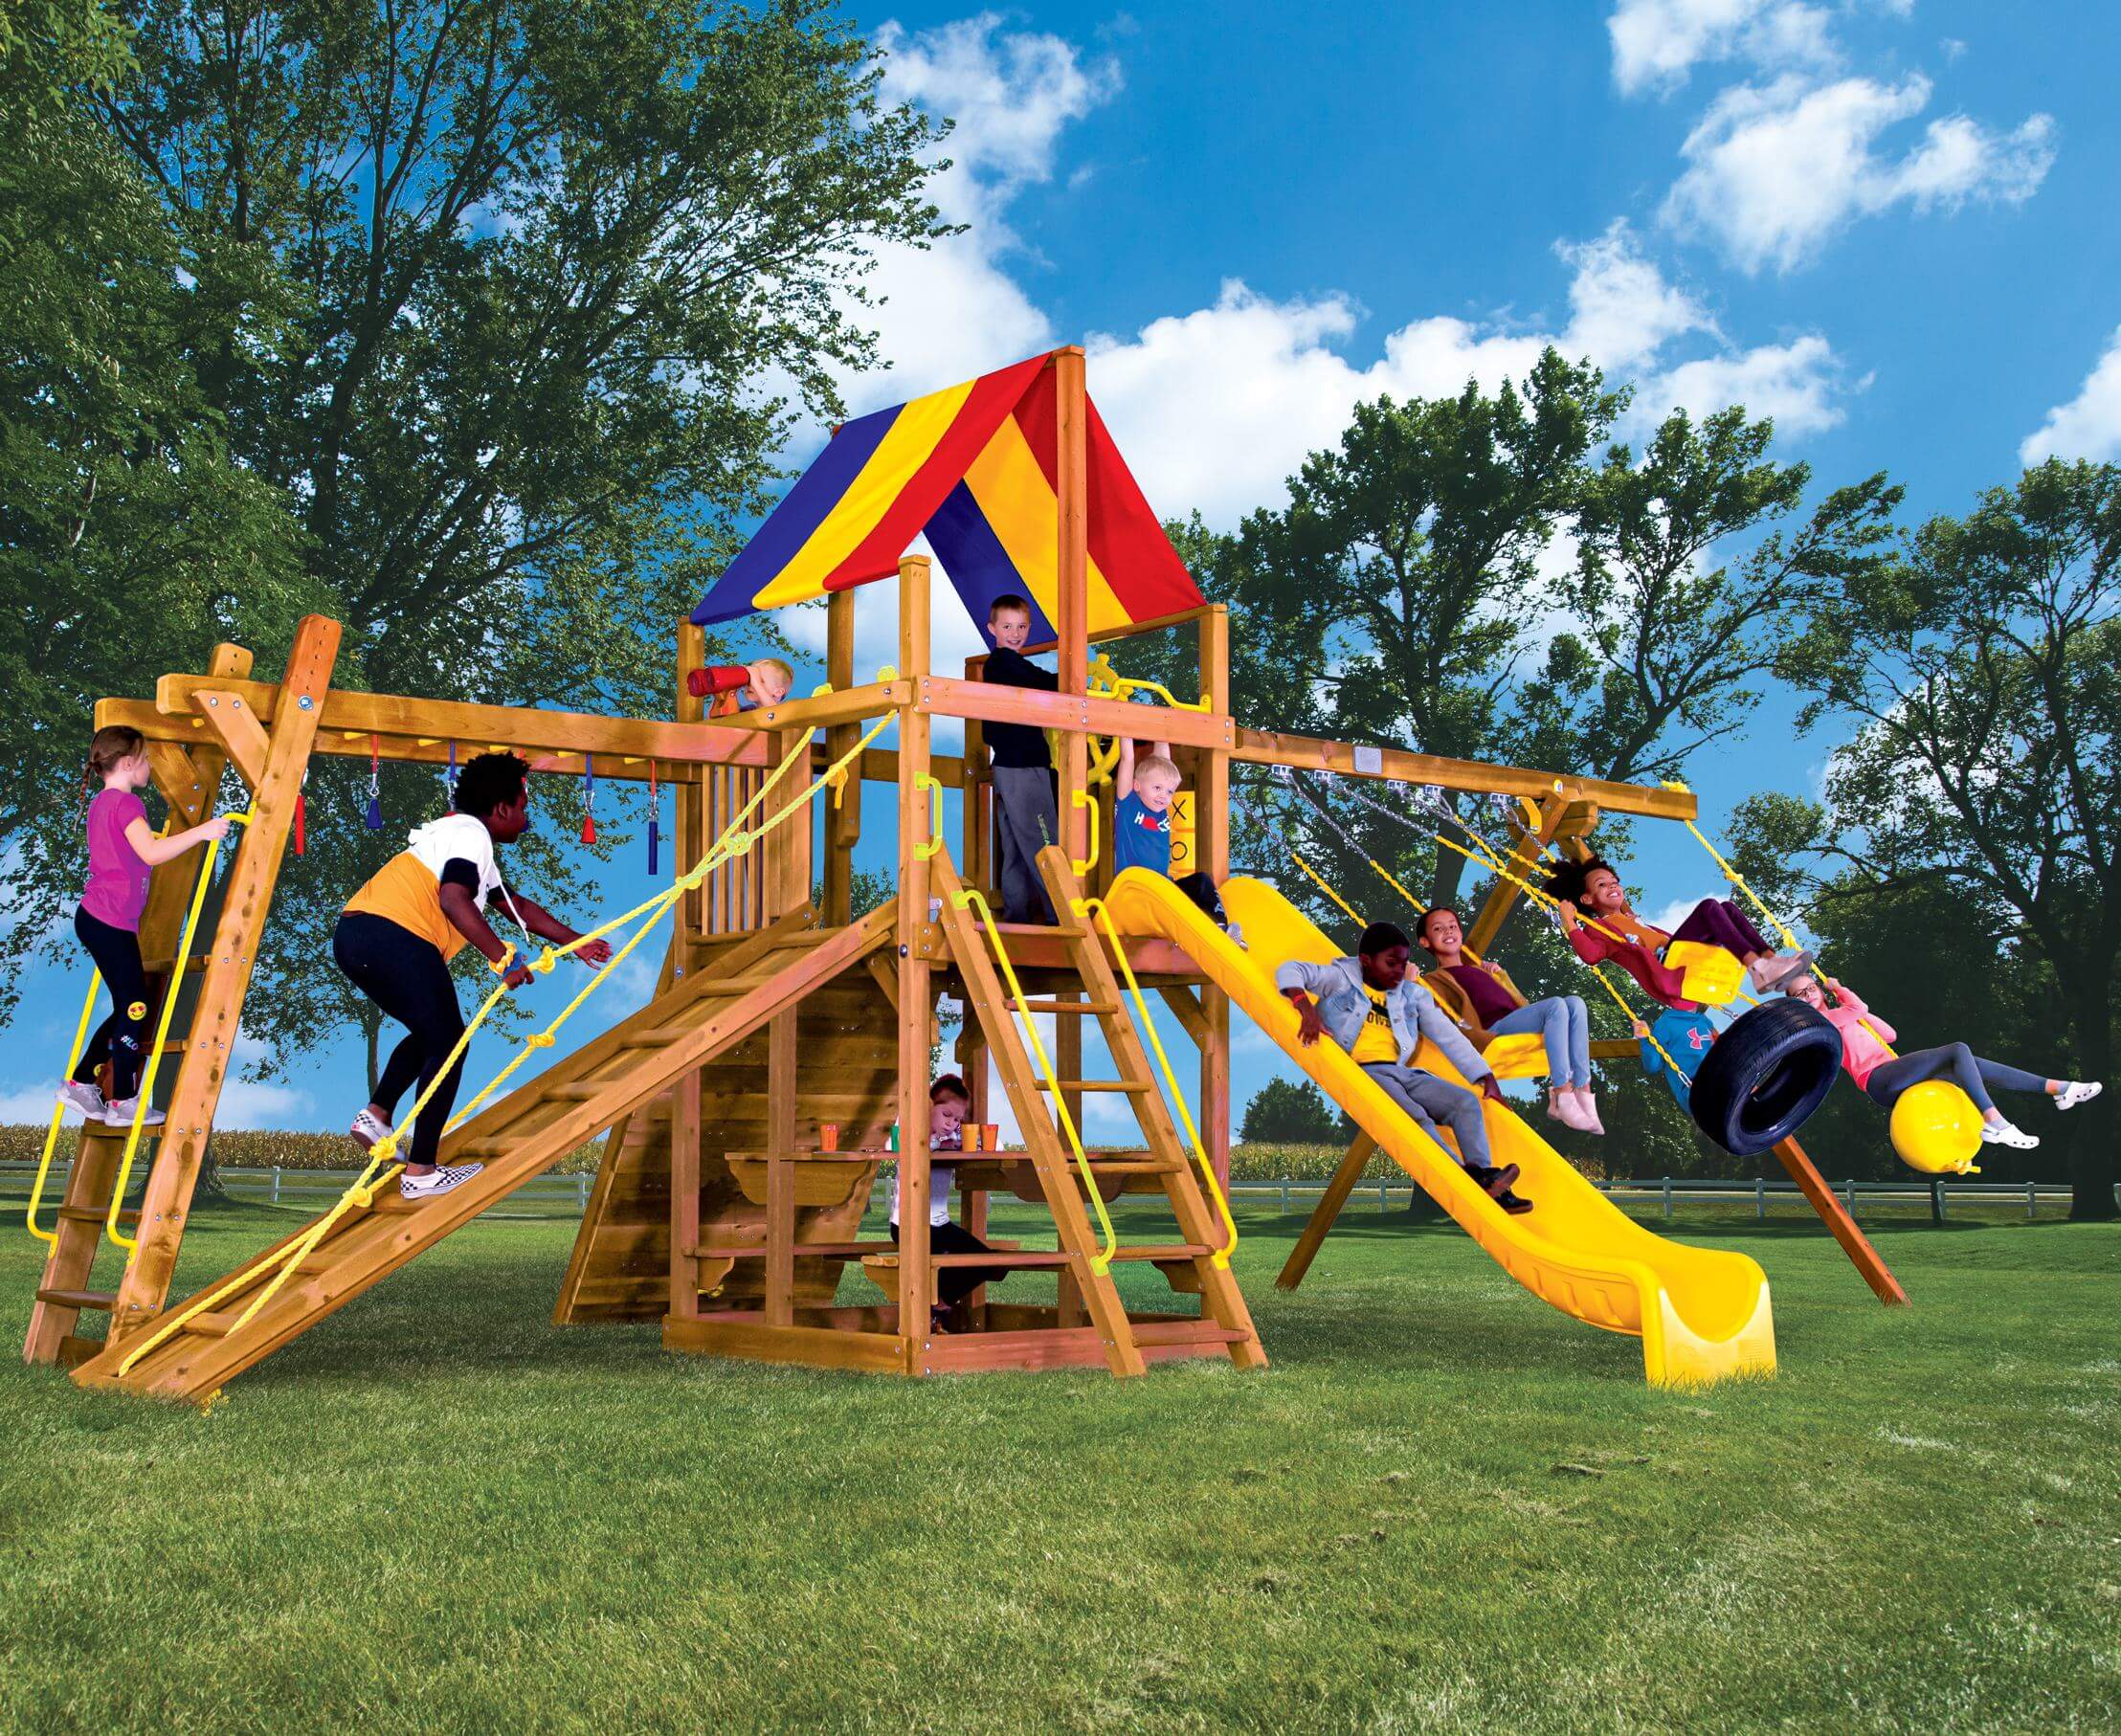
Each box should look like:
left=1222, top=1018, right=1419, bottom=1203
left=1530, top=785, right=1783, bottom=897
left=1688, top=998, right=1843, bottom=1158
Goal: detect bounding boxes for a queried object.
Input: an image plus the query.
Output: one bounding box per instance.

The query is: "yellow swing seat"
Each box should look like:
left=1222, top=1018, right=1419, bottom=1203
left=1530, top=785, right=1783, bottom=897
left=1661, top=940, right=1747, bottom=1008
left=1888, top=1080, right=1984, bottom=1175
left=1480, top=1032, right=1551, bottom=1080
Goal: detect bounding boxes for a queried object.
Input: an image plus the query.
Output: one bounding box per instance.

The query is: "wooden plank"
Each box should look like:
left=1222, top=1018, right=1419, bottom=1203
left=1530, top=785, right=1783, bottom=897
left=663, top=680, right=909, bottom=735
left=764, top=1010, right=798, bottom=1326
left=1774, top=1136, right=1909, bottom=1305
left=668, top=1068, right=702, bottom=1323
left=109, top=617, right=341, bottom=1341
left=1466, top=797, right=1568, bottom=956
left=1276, top=1130, right=1380, bottom=1291
left=915, top=676, right=1236, bottom=754
left=1233, top=727, right=1698, bottom=822
left=660, top=1315, right=911, bottom=1373
left=896, top=554, right=935, bottom=1336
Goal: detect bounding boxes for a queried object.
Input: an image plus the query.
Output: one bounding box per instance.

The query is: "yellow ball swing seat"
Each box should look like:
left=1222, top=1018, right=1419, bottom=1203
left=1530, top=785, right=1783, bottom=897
left=1888, top=1079, right=1984, bottom=1175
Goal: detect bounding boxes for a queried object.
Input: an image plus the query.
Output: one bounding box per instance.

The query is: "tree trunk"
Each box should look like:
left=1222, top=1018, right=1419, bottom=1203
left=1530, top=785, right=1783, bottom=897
left=2065, top=995, right=2116, bottom=1222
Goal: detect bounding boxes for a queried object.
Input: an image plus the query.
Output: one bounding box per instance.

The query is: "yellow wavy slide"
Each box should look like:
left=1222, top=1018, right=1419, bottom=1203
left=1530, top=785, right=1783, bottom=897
left=1102, top=870, right=1775, bottom=1387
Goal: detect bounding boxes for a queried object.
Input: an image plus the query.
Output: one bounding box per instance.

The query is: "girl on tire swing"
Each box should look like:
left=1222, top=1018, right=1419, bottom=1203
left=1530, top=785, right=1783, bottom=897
left=1778, top=973, right=2100, bottom=1150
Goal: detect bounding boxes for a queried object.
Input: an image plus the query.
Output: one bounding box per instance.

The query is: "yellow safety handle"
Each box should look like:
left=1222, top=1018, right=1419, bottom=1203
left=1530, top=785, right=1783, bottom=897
left=1072, top=788, right=1100, bottom=877
left=914, top=774, right=943, bottom=860
left=28, top=973, right=105, bottom=1250
left=1078, top=897, right=1238, bottom=1267
left=109, top=810, right=254, bottom=1252
left=950, top=885, right=1119, bottom=1273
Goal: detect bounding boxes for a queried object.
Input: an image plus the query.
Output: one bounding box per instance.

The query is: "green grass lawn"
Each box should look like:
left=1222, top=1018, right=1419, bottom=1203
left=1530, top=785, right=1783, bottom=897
left=2, top=1197, right=2115, bottom=1732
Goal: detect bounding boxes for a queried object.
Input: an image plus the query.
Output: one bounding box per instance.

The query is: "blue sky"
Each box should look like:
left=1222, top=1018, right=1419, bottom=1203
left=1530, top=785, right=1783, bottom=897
left=11, top=0, right=2120, bottom=1136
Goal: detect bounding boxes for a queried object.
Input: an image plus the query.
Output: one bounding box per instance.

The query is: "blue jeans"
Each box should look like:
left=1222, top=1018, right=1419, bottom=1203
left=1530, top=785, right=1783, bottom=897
left=1360, top=1062, right=1493, bottom=1171
left=1863, top=1043, right=2046, bottom=1116
left=1489, top=995, right=1592, bottom=1088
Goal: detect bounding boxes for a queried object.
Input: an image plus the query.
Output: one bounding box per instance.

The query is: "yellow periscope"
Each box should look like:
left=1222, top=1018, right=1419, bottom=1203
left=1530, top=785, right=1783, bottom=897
left=1101, top=870, right=1776, bottom=1388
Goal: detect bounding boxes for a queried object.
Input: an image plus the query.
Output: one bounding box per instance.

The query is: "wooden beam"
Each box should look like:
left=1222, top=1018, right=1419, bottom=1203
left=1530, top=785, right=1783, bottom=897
left=1773, top=1136, right=1909, bottom=1305
left=1055, top=346, right=1089, bottom=866
left=915, top=677, right=1236, bottom=753
left=676, top=620, right=706, bottom=944
left=666, top=680, right=909, bottom=734
left=1233, top=728, right=1698, bottom=822
left=668, top=1068, right=702, bottom=1323
left=1197, top=605, right=1233, bottom=1192
left=823, top=589, right=860, bottom=925
left=137, top=674, right=780, bottom=771
left=191, top=688, right=272, bottom=790
left=1465, top=797, right=1569, bottom=956
left=1276, top=1131, right=1379, bottom=1291
left=112, top=615, right=343, bottom=1337
left=896, top=555, right=936, bottom=1341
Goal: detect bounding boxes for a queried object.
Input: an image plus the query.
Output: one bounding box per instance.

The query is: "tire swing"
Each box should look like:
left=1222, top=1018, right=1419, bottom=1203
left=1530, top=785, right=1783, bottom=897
left=1686, top=998, right=1843, bottom=1158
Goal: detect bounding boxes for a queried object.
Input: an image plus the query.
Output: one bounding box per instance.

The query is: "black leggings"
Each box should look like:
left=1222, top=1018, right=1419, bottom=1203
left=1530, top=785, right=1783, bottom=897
left=1863, top=1043, right=2047, bottom=1117
left=332, top=913, right=465, bottom=1168
left=890, top=1218, right=1008, bottom=1308
left=75, top=906, right=151, bottom=1101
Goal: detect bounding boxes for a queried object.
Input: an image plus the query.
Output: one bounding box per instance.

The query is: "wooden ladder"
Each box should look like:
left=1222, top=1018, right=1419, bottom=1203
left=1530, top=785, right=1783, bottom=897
left=927, top=845, right=1264, bottom=1377
left=25, top=620, right=338, bottom=1367
left=72, top=909, right=891, bottom=1402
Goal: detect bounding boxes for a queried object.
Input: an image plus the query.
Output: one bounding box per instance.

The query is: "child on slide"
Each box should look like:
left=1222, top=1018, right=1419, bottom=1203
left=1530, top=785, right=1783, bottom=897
left=334, top=753, right=613, bottom=1199
left=57, top=726, right=234, bottom=1128
left=1781, top=974, right=2101, bottom=1150
left=1278, top=921, right=1531, bottom=1213
left=1545, top=856, right=1812, bottom=1001
left=1415, top=905, right=1601, bottom=1134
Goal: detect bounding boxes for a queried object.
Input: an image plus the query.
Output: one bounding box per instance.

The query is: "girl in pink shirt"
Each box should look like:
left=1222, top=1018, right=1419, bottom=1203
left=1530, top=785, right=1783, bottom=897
left=59, top=726, right=230, bottom=1128
left=1784, top=974, right=2101, bottom=1150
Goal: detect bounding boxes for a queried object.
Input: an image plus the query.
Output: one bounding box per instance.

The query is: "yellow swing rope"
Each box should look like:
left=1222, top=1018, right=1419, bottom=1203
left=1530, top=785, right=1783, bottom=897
left=117, top=701, right=893, bottom=1376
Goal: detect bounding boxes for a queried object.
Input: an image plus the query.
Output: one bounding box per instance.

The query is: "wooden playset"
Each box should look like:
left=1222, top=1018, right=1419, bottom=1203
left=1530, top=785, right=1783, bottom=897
left=21, top=347, right=1902, bottom=1403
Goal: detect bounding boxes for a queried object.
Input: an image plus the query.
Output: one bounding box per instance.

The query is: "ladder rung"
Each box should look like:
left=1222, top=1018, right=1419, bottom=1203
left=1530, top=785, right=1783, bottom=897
left=1013, top=998, right=1121, bottom=1015
left=1109, top=1243, right=1214, bottom=1262
left=34, top=1288, right=116, bottom=1310
left=545, top=1081, right=622, bottom=1102
left=1081, top=1159, right=1178, bottom=1174
left=183, top=1310, right=246, bottom=1338
left=986, top=921, right=1089, bottom=943
left=1036, top=1079, right=1150, bottom=1093
left=142, top=955, right=210, bottom=976
left=55, top=1204, right=140, bottom=1226
left=871, top=1242, right=1211, bottom=1271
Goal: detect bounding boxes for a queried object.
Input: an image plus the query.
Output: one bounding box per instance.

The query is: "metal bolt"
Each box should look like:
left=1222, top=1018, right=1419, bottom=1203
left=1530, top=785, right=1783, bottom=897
left=298, top=695, right=314, bottom=710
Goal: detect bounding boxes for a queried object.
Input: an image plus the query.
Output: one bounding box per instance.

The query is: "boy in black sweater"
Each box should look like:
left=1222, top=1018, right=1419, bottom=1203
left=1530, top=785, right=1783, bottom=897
left=981, top=593, right=1060, bottom=924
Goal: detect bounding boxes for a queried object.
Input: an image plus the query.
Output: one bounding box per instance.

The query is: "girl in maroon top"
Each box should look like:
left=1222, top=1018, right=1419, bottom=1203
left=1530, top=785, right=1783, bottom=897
left=59, top=726, right=230, bottom=1128
left=1417, top=906, right=1602, bottom=1135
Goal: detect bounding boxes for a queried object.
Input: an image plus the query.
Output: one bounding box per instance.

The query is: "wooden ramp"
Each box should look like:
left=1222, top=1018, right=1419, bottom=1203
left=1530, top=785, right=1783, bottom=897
left=73, top=909, right=889, bottom=1402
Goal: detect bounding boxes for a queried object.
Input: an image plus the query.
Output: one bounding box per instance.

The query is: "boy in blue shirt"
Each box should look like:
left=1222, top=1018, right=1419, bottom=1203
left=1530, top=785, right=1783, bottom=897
left=1114, top=736, right=1230, bottom=929
left=1635, top=1008, right=1721, bottom=1106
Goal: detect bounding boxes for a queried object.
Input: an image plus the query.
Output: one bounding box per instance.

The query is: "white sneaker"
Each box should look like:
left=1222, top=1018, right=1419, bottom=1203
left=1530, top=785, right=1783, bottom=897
left=102, top=1098, right=165, bottom=1128
left=399, top=1161, right=484, bottom=1200
left=2056, top=1080, right=2103, bottom=1112
left=1980, top=1120, right=2039, bottom=1149
left=58, top=1079, right=106, bottom=1120
left=1224, top=922, right=1247, bottom=951
left=349, top=1108, right=393, bottom=1151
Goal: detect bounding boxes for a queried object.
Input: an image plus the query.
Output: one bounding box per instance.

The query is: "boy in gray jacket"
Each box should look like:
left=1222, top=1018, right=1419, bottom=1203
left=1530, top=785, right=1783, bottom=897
left=1277, top=920, right=1532, bottom=1213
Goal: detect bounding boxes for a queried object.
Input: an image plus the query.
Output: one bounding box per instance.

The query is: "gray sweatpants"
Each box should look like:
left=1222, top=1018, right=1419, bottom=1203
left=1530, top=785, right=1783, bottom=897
left=991, top=765, right=1059, bottom=924
left=1360, top=1061, right=1493, bottom=1171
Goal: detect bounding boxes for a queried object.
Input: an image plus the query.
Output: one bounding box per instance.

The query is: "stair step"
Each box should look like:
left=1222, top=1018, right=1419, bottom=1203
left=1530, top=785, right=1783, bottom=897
left=1035, top=1079, right=1150, bottom=1094
left=985, top=921, right=1090, bottom=943
left=34, top=1288, right=116, bottom=1310
left=1013, top=998, right=1122, bottom=1015
left=545, top=1081, right=627, bottom=1102
left=142, top=955, right=210, bottom=976
left=1079, top=1159, right=1179, bottom=1174
left=865, top=1242, right=1211, bottom=1271
left=183, top=1309, right=247, bottom=1338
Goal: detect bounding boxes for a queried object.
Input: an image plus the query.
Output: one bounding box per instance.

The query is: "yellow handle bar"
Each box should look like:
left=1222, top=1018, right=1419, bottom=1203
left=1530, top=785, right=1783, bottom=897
left=1072, top=788, right=1100, bottom=877
left=914, top=774, right=943, bottom=860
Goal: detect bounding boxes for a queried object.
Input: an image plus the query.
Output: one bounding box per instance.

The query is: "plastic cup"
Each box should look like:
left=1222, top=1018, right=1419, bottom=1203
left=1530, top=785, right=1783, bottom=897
left=819, top=1122, right=839, bottom=1152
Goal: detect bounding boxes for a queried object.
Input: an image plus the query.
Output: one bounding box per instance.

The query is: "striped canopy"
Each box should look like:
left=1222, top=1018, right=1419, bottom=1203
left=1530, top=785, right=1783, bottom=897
left=691, top=351, right=1203, bottom=640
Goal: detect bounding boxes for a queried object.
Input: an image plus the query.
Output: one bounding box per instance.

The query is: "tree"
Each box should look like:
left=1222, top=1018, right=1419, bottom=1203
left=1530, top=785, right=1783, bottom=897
left=1767, top=458, right=2120, bottom=1219
left=1525, top=405, right=1901, bottom=787
left=1239, top=1077, right=1348, bottom=1145
left=15, top=0, right=952, bottom=1079
left=0, top=0, right=322, bottom=1021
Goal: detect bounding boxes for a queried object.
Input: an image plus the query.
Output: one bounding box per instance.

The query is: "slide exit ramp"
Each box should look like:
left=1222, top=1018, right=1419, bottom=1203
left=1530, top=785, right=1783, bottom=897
left=1102, top=872, right=1775, bottom=1387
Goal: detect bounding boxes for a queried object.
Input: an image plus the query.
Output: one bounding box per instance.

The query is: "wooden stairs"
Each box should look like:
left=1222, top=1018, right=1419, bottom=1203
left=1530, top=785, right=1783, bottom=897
left=72, top=907, right=891, bottom=1401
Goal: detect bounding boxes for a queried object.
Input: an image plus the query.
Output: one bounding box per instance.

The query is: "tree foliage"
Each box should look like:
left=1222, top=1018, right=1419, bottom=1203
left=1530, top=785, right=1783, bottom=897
left=1239, top=1077, right=1347, bottom=1146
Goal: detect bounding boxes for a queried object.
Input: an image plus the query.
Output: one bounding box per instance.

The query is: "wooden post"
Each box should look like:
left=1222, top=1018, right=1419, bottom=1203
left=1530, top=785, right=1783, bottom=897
left=1054, top=346, right=1089, bottom=865
left=676, top=621, right=706, bottom=946
left=824, top=590, right=860, bottom=925
left=1465, top=795, right=1570, bottom=956
left=668, top=1068, right=702, bottom=1321
left=1197, top=605, right=1233, bottom=1191
left=1276, top=1131, right=1378, bottom=1290
left=896, top=556, right=935, bottom=1352
left=1774, top=1135, right=1909, bottom=1304
left=111, top=616, right=340, bottom=1338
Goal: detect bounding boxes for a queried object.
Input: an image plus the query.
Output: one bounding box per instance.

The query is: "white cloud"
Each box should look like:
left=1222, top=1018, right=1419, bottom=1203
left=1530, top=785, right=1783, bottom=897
left=1087, top=223, right=1841, bottom=525
left=1643, top=333, right=1854, bottom=435
left=840, top=14, right=1120, bottom=413
left=2020, top=324, right=2121, bottom=466
left=1663, top=73, right=2055, bottom=273
left=1608, top=0, right=1837, bottom=97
